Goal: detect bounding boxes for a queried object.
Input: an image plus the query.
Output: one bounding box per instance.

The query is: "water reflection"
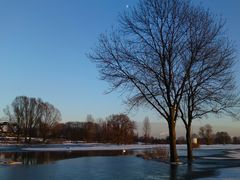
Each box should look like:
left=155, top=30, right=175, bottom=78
left=169, top=164, right=178, bottom=180
left=0, top=150, right=134, bottom=165
left=1, top=149, right=240, bottom=179
left=166, top=160, right=219, bottom=180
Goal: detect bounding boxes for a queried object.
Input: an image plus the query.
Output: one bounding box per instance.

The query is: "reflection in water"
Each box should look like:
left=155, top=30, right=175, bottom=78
left=170, top=164, right=178, bottom=180
left=0, top=149, right=240, bottom=179
left=0, top=150, right=134, bottom=165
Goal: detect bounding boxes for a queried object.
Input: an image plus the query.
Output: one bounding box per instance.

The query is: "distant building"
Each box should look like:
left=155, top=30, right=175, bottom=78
left=192, top=138, right=198, bottom=144
left=0, top=122, right=18, bottom=135
left=192, top=134, right=200, bottom=148
left=0, top=122, right=9, bottom=133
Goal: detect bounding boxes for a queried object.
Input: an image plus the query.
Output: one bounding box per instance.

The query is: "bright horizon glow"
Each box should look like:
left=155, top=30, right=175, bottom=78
left=0, top=0, right=240, bottom=137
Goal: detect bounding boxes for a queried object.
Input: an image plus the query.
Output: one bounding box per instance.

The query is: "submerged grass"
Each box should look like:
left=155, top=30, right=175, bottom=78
left=136, top=147, right=169, bottom=162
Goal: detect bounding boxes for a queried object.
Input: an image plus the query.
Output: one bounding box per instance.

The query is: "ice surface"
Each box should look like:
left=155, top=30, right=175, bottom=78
left=21, top=144, right=166, bottom=152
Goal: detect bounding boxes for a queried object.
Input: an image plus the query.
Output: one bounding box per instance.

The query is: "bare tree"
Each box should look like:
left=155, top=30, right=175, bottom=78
left=3, top=99, right=23, bottom=143
left=10, top=96, right=61, bottom=143
left=11, top=96, right=43, bottom=143
left=39, top=102, right=61, bottom=142
left=64, top=122, right=85, bottom=141
left=89, top=0, right=220, bottom=162
left=215, top=132, right=231, bottom=144
left=177, top=4, right=237, bottom=161
left=84, top=114, right=96, bottom=142
left=90, top=0, right=238, bottom=162
left=3, top=106, right=15, bottom=122
left=106, top=114, right=136, bottom=144
left=199, top=124, right=214, bottom=145
left=232, top=137, right=240, bottom=144
left=142, top=117, right=151, bottom=144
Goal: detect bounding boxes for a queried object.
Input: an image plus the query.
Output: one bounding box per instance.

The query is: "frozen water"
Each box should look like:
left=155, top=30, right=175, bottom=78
left=0, top=144, right=240, bottom=179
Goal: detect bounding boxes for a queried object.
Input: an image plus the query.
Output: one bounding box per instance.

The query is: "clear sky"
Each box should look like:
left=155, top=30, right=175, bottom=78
left=0, top=0, right=240, bottom=137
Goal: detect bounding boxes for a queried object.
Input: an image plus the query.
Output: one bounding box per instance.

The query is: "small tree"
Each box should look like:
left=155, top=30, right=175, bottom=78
left=215, top=132, right=231, bottom=144
left=106, top=114, right=135, bottom=144
left=84, top=114, right=96, bottom=142
left=199, top=124, right=214, bottom=145
left=232, top=137, right=240, bottom=144
left=39, top=102, right=61, bottom=142
left=142, top=117, right=151, bottom=144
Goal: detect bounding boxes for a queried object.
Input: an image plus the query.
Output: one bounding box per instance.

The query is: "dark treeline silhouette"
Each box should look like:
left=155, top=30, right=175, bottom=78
left=142, top=117, right=151, bottom=144
left=1, top=100, right=136, bottom=144
left=2, top=96, right=61, bottom=144
left=198, top=131, right=236, bottom=145
left=167, top=124, right=239, bottom=145
left=51, top=114, right=136, bottom=144
left=198, top=124, right=234, bottom=145
left=2, top=102, right=240, bottom=146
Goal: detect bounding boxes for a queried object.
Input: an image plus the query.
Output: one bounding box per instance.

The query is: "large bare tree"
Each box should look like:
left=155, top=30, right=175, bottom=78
left=177, top=3, right=237, bottom=161
left=89, top=0, right=221, bottom=162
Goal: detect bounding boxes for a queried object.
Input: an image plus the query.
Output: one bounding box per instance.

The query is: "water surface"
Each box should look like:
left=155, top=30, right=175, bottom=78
left=0, top=145, right=240, bottom=180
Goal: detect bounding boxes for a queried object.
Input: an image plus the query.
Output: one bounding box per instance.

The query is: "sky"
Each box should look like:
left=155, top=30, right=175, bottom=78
left=0, top=0, right=240, bottom=137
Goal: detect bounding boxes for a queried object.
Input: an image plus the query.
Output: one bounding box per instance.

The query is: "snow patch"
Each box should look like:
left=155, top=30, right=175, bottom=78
left=226, top=150, right=240, bottom=159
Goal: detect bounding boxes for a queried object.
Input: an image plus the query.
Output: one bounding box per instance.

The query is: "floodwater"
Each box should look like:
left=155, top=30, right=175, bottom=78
left=0, top=145, right=240, bottom=180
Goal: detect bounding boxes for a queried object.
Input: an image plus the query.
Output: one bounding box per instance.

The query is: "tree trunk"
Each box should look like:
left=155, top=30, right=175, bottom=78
left=186, top=125, right=193, bottom=162
left=29, top=135, right=32, bottom=144
left=24, top=129, right=27, bottom=143
left=170, top=164, right=178, bottom=179
left=168, top=121, right=179, bottom=163
left=17, top=130, right=20, bottom=144
left=27, top=127, right=32, bottom=144
left=43, top=134, right=46, bottom=143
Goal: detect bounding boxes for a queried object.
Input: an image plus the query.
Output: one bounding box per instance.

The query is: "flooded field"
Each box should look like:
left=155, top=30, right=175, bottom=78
left=0, top=144, right=240, bottom=180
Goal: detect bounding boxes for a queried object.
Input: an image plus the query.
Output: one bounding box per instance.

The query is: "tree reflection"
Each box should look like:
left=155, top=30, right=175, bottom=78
left=0, top=150, right=133, bottom=165
left=170, top=164, right=178, bottom=180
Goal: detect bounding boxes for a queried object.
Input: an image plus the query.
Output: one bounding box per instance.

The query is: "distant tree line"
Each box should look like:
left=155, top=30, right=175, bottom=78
left=139, top=123, right=240, bottom=145
left=137, top=134, right=240, bottom=146
left=198, top=124, right=236, bottom=145
left=168, top=124, right=240, bottom=145
left=1, top=98, right=136, bottom=145
left=2, top=96, right=240, bottom=146
left=51, top=114, right=136, bottom=144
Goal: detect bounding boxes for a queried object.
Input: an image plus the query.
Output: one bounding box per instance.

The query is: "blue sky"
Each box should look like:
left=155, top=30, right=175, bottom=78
left=0, top=0, right=240, bottom=136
